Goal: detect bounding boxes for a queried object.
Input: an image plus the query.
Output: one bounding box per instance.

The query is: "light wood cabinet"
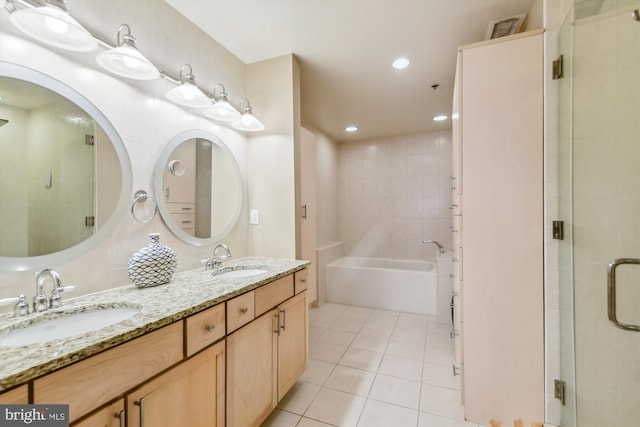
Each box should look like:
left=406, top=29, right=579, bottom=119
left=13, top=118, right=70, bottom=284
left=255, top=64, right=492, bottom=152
left=226, top=290, right=255, bottom=333
left=185, top=303, right=226, bottom=357
left=453, top=30, right=544, bottom=424
left=8, top=269, right=307, bottom=427
left=226, top=310, right=277, bottom=427
left=0, top=384, right=28, bottom=404
left=72, top=400, right=125, bottom=427
left=34, top=322, right=183, bottom=423
left=127, top=340, right=225, bottom=427
left=227, top=287, right=308, bottom=427
left=276, top=292, right=308, bottom=400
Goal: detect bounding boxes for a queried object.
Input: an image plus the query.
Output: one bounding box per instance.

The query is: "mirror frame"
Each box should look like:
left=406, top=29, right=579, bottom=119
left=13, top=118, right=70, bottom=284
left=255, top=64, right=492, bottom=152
left=0, top=61, right=133, bottom=271
left=154, top=129, right=243, bottom=247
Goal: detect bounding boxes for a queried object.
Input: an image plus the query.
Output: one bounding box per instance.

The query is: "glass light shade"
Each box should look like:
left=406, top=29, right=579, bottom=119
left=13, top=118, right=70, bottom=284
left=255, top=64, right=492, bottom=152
left=165, top=83, right=210, bottom=109
left=9, top=5, right=98, bottom=52
left=204, top=99, right=241, bottom=122
left=232, top=110, right=265, bottom=132
left=96, top=45, right=159, bottom=80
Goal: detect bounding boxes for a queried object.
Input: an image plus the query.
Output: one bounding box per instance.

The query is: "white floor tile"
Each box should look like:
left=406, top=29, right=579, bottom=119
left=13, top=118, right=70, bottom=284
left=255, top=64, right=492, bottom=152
left=351, top=334, right=389, bottom=353
left=391, top=327, right=427, bottom=344
left=283, top=304, right=471, bottom=427
left=386, top=338, right=426, bottom=361
left=419, top=384, right=465, bottom=420
left=277, top=381, right=321, bottom=415
left=261, top=409, right=301, bottom=427
left=397, top=313, right=429, bottom=330
left=310, top=341, right=348, bottom=364
left=359, top=322, right=395, bottom=339
left=422, top=361, right=458, bottom=390
left=339, top=347, right=384, bottom=372
left=418, top=412, right=478, bottom=427
left=423, top=346, right=455, bottom=366
left=379, top=354, right=424, bottom=382
left=426, top=329, right=454, bottom=350
left=358, top=399, right=419, bottom=427
left=317, top=328, right=357, bottom=347
left=369, top=374, right=422, bottom=410
left=309, top=325, right=328, bottom=346
left=324, top=365, right=376, bottom=396
left=304, top=388, right=366, bottom=427
left=296, top=417, right=335, bottom=427
left=300, top=359, right=336, bottom=386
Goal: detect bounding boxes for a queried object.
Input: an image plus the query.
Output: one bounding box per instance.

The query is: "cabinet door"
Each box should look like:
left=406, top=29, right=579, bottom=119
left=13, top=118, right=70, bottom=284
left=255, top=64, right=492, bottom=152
left=127, top=340, right=225, bottom=427
left=0, top=384, right=28, bottom=404
left=277, top=291, right=307, bottom=400
left=72, top=400, right=124, bottom=427
left=226, top=310, right=277, bottom=427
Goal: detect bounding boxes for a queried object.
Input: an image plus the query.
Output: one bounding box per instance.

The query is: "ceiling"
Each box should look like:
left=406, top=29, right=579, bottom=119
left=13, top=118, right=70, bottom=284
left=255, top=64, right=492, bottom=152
left=164, top=0, right=538, bottom=142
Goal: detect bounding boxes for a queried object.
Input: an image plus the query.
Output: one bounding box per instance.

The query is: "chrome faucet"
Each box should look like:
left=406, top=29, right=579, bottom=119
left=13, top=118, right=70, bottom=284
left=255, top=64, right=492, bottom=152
left=209, top=243, right=232, bottom=269
left=33, top=269, right=76, bottom=312
left=423, top=240, right=445, bottom=255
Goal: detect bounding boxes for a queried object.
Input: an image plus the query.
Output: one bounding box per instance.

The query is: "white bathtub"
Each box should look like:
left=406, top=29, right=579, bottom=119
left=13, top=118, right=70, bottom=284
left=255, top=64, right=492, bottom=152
left=326, top=257, right=436, bottom=315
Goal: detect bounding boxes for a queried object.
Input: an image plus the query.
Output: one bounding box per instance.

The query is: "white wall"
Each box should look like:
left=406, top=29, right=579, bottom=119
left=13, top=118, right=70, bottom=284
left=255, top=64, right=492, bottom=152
left=247, top=55, right=299, bottom=259
left=0, top=2, right=257, bottom=311
left=338, top=130, right=452, bottom=261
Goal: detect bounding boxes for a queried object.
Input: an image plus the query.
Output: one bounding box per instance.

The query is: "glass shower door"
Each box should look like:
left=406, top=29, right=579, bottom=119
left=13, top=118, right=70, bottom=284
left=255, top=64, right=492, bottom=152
left=559, top=2, right=640, bottom=426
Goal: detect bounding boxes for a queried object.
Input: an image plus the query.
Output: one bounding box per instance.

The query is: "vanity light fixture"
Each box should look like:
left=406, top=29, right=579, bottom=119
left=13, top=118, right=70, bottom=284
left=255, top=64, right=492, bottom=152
left=96, top=24, right=159, bottom=81
left=231, top=99, right=265, bottom=132
left=204, top=84, right=241, bottom=122
left=163, top=64, right=210, bottom=109
left=8, top=0, right=98, bottom=52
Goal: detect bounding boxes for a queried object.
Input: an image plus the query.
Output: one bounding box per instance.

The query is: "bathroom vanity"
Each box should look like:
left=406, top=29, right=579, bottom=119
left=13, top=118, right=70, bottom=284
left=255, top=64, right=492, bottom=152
left=0, top=258, right=309, bottom=427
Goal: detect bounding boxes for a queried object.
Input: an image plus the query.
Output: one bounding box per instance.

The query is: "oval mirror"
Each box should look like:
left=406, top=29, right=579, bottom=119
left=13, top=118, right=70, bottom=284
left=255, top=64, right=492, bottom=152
left=154, top=130, right=243, bottom=246
left=0, top=62, right=132, bottom=271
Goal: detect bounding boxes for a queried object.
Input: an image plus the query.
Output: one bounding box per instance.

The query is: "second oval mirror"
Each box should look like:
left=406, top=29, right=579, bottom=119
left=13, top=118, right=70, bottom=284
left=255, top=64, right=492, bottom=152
left=155, top=130, right=243, bottom=246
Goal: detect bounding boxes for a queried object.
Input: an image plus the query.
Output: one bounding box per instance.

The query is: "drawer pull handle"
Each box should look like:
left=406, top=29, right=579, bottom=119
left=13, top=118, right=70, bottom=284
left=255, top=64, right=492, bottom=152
left=301, top=278, right=307, bottom=283
left=135, top=398, right=145, bottom=427
left=116, top=410, right=125, bottom=427
left=240, top=307, right=248, bottom=315
left=206, top=324, right=215, bottom=333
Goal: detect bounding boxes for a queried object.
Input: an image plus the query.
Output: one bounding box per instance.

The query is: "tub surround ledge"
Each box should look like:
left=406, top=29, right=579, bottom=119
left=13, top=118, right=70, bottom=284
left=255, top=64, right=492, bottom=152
left=0, top=257, right=309, bottom=392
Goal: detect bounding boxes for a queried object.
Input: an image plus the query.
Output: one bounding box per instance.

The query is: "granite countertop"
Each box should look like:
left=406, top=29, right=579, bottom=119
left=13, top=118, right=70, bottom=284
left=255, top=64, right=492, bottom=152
left=0, top=257, right=309, bottom=392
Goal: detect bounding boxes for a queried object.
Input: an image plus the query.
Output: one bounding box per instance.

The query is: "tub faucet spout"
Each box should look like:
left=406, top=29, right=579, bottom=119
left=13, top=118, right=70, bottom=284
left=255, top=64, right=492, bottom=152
left=423, top=240, right=445, bottom=254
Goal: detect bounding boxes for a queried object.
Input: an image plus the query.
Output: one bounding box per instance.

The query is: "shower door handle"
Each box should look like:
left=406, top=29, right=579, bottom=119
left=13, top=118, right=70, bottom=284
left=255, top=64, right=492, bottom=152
left=607, top=258, right=640, bottom=332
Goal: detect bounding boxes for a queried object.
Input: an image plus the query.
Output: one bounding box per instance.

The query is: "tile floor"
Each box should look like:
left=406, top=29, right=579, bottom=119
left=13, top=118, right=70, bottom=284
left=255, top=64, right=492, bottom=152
left=261, top=303, right=485, bottom=427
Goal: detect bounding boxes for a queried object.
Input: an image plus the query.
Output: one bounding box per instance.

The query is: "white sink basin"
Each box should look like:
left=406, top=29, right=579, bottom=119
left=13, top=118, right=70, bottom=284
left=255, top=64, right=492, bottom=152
left=0, top=306, right=141, bottom=347
left=214, top=268, right=268, bottom=279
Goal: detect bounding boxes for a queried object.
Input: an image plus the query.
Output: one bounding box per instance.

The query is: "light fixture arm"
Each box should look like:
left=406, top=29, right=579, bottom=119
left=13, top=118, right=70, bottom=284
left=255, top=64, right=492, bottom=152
left=213, top=84, right=229, bottom=102
left=116, top=23, right=136, bottom=48
left=179, top=64, right=197, bottom=86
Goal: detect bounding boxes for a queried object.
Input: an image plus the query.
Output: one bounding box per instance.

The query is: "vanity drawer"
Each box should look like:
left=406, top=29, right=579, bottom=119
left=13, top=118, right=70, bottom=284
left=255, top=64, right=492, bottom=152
left=33, top=322, right=183, bottom=423
left=166, top=202, right=195, bottom=214
left=170, top=212, right=195, bottom=230
left=185, top=303, right=226, bottom=357
left=255, top=275, right=294, bottom=317
left=226, top=291, right=255, bottom=333
left=294, top=269, right=308, bottom=295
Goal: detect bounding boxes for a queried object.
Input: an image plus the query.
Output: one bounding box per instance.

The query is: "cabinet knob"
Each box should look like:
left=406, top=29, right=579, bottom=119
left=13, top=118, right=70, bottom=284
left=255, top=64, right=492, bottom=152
left=206, top=324, right=215, bottom=333
left=240, top=307, right=248, bottom=315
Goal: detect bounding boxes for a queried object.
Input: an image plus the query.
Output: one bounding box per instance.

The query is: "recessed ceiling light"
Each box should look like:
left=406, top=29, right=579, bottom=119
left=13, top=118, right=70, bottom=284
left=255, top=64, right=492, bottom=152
left=345, top=126, right=358, bottom=132
left=392, top=57, right=410, bottom=70
left=433, top=115, right=448, bottom=122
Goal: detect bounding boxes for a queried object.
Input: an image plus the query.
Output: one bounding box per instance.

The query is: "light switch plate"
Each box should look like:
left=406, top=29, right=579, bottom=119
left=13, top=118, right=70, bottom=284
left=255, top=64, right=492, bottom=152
left=250, top=209, right=259, bottom=225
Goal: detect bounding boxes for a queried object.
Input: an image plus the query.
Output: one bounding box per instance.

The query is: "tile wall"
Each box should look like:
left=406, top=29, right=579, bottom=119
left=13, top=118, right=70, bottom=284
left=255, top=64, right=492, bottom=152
left=337, top=131, right=453, bottom=262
